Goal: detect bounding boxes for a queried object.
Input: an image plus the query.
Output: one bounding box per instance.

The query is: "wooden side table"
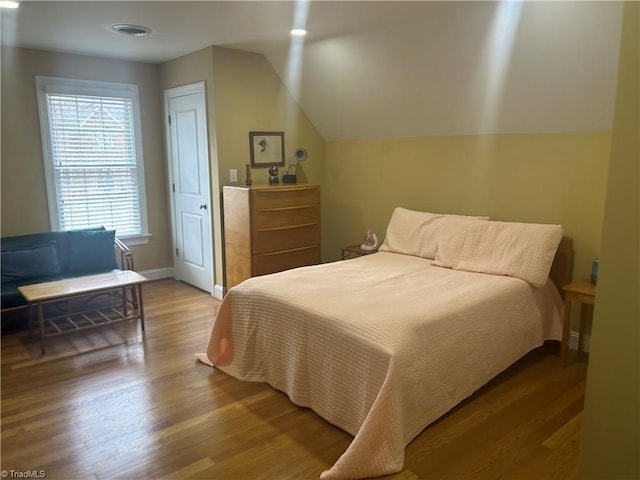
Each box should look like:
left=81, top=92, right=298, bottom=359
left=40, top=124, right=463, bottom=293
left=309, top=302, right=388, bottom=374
left=341, top=244, right=379, bottom=260
left=561, top=280, right=596, bottom=365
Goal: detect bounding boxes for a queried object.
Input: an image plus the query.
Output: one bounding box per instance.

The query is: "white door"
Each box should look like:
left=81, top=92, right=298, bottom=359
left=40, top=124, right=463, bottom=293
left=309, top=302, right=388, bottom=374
left=164, top=83, right=213, bottom=292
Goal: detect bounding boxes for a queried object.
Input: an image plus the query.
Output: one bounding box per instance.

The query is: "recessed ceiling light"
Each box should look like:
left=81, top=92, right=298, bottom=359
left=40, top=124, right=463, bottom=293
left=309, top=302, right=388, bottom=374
left=112, top=24, right=152, bottom=37
left=0, top=1, right=20, bottom=8
left=290, top=28, right=308, bottom=37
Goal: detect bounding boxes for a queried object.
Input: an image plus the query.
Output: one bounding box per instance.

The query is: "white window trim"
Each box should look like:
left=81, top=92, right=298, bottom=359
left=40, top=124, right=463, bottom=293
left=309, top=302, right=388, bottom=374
left=35, top=76, right=149, bottom=245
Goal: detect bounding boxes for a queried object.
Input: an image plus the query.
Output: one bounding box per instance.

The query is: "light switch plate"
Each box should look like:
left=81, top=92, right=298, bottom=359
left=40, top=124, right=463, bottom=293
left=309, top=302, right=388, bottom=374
left=230, top=169, right=238, bottom=183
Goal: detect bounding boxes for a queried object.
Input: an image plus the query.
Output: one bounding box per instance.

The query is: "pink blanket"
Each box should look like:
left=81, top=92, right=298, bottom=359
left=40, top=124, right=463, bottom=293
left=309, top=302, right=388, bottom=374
left=200, top=252, right=563, bottom=479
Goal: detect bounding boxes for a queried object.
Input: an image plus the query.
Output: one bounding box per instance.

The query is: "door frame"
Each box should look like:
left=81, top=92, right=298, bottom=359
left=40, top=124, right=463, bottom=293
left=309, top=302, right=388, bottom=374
left=163, top=81, right=215, bottom=295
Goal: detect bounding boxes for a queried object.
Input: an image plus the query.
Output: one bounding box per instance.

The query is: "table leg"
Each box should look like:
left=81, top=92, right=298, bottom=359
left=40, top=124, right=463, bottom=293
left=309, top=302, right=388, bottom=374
left=578, top=304, right=591, bottom=358
left=122, top=286, right=128, bottom=318
left=561, top=298, right=572, bottom=365
left=38, top=301, right=46, bottom=355
left=28, top=302, right=34, bottom=335
left=131, top=282, right=139, bottom=310
left=137, top=284, right=145, bottom=332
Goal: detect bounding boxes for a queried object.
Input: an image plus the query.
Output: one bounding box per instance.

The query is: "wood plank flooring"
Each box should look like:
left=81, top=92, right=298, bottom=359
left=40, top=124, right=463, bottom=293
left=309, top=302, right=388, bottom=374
left=1, top=278, right=588, bottom=479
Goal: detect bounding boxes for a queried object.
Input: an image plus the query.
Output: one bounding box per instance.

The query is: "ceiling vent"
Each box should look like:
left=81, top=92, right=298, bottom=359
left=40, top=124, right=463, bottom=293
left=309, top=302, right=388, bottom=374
left=112, top=24, right=152, bottom=37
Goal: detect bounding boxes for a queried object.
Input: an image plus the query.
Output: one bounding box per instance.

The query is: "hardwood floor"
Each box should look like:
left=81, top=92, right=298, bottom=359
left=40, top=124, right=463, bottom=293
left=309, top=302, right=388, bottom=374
left=1, top=279, right=588, bottom=479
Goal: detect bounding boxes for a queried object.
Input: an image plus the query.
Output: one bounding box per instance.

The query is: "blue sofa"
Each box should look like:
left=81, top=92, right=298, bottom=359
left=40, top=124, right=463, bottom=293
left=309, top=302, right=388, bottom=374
left=1, top=228, right=133, bottom=330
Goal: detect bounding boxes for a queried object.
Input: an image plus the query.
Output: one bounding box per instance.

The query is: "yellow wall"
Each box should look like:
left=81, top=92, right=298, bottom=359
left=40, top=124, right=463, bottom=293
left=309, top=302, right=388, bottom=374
left=209, top=46, right=325, bottom=188
left=324, top=132, right=610, bottom=282
left=0, top=45, right=614, bottom=291
left=0, top=47, right=172, bottom=272
left=579, top=2, right=639, bottom=478
left=160, top=46, right=325, bottom=287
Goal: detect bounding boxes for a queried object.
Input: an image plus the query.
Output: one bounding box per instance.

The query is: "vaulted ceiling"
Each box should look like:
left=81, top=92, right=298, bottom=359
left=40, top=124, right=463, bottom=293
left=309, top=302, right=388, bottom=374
left=1, top=1, right=624, bottom=141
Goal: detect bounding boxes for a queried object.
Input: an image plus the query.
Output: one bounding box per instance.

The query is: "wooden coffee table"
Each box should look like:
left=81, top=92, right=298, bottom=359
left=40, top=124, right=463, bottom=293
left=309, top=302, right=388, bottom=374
left=18, top=270, right=147, bottom=354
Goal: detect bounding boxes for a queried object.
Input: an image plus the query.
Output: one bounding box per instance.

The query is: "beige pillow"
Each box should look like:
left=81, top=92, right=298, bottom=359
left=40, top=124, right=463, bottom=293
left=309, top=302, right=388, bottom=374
left=433, top=220, right=564, bottom=287
left=379, top=207, right=486, bottom=259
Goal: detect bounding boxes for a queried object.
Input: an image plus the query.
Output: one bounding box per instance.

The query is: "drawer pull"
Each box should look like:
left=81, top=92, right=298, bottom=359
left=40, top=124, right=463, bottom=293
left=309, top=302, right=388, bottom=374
left=256, top=244, right=319, bottom=257
left=256, top=204, right=317, bottom=212
left=257, top=186, right=317, bottom=193
left=257, top=222, right=318, bottom=233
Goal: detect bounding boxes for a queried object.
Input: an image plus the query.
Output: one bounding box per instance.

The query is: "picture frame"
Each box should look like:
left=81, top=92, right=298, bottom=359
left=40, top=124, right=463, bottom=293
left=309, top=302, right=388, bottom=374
left=249, top=131, right=285, bottom=168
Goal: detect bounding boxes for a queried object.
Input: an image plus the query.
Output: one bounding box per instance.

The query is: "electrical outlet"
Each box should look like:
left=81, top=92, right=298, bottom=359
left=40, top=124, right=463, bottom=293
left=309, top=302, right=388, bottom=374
left=229, top=169, right=238, bottom=183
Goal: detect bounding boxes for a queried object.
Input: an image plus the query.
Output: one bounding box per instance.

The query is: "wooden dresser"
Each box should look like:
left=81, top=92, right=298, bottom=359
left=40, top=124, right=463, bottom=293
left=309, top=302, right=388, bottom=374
left=223, top=184, right=321, bottom=290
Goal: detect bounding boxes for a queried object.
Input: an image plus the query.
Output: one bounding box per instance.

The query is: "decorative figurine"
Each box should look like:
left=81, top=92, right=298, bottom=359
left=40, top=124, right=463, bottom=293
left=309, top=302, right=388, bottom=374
left=268, top=166, right=280, bottom=185
left=361, top=230, right=379, bottom=251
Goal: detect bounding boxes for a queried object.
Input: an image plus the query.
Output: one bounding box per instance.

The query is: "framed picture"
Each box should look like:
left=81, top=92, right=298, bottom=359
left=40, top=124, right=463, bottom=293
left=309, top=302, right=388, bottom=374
left=249, top=131, right=285, bottom=167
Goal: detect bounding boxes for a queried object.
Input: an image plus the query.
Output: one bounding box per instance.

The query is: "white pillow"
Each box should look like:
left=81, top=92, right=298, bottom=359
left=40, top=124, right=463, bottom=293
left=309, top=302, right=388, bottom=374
left=433, top=220, right=564, bottom=288
left=379, top=207, right=487, bottom=259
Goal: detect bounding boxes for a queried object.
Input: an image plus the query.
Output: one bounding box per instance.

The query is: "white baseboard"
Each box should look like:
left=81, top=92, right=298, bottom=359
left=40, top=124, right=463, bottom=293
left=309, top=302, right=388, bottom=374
left=138, top=267, right=174, bottom=281
left=139, top=268, right=224, bottom=300
left=213, top=284, right=224, bottom=300
left=568, top=330, right=591, bottom=353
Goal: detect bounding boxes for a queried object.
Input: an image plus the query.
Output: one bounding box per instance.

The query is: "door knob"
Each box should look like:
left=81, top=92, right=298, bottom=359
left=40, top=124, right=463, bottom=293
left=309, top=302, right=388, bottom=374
left=199, top=203, right=208, bottom=210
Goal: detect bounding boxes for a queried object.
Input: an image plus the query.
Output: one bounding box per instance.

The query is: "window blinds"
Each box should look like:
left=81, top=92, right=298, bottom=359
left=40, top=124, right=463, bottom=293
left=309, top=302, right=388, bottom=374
left=45, top=93, right=142, bottom=236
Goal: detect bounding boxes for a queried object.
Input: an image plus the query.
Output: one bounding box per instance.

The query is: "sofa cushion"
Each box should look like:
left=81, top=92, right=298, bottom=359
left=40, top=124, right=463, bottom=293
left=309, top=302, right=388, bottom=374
left=1, top=241, right=62, bottom=283
left=1, top=275, right=65, bottom=309
left=2, top=232, right=68, bottom=272
left=68, top=229, right=118, bottom=273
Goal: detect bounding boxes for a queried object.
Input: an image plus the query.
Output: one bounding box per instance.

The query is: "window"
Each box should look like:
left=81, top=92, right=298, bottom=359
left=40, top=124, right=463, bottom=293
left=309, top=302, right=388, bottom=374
left=35, top=76, right=148, bottom=244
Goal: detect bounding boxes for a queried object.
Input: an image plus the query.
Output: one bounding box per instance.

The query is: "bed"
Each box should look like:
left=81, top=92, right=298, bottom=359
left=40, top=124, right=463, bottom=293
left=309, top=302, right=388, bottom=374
left=199, top=208, right=572, bottom=479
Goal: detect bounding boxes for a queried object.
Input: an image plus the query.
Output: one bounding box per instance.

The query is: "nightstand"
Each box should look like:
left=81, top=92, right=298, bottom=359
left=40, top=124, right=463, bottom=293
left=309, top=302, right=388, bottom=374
left=341, top=244, right=379, bottom=260
left=561, top=280, right=596, bottom=365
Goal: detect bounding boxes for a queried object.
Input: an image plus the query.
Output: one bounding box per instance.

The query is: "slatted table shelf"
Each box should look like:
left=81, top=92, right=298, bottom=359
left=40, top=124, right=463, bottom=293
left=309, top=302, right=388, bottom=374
left=18, top=270, right=147, bottom=354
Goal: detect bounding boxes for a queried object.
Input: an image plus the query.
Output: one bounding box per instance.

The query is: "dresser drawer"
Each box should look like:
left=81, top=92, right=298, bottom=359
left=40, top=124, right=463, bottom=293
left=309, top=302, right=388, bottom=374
left=251, top=186, right=319, bottom=210
left=253, top=223, right=320, bottom=255
left=253, top=245, right=321, bottom=276
left=252, top=205, right=320, bottom=231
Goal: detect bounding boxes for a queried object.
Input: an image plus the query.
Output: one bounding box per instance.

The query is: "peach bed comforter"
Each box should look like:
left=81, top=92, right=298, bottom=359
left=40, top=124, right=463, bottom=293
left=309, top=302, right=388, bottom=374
left=200, top=252, right=563, bottom=479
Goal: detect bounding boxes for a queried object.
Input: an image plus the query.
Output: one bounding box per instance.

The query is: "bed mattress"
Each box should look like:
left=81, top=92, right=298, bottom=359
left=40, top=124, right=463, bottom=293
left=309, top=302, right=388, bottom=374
left=201, top=252, right=563, bottom=479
